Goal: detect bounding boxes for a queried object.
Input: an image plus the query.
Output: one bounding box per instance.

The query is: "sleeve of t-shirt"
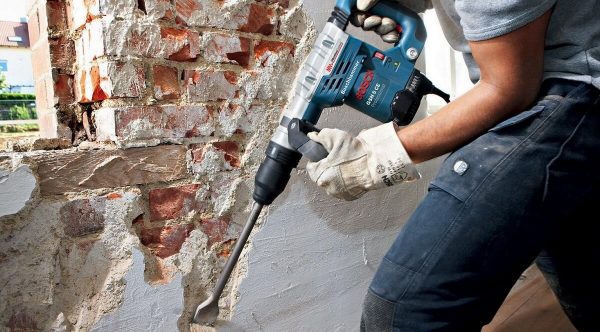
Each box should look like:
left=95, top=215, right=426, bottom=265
left=455, top=0, right=556, bottom=41
left=395, top=0, right=433, bottom=13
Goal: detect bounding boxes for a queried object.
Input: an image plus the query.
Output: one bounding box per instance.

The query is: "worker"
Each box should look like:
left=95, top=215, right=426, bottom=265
left=306, top=0, right=600, bottom=331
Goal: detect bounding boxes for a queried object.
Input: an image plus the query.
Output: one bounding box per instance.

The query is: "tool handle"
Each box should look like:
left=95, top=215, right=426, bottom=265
left=287, top=118, right=329, bottom=162
left=334, top=0, right=426, bottom=62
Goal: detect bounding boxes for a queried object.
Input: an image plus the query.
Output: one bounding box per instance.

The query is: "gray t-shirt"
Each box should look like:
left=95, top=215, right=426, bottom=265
left=406, top=0, right=600, bottom=89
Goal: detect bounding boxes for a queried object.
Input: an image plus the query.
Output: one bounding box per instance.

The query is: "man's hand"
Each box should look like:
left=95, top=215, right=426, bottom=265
left=306, top=122, right=420, bottom=201
left=351, top=0, right=433, bottom=43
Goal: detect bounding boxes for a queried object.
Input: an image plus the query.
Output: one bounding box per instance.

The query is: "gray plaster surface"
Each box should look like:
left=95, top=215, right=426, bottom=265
left=92, top=250, right=184, bottom=331
left=0, top=165, right=36, bottom=217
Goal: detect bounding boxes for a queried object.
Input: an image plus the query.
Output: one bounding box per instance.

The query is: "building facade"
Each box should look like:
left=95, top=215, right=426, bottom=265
left=0, top=21, right=34, bottom=93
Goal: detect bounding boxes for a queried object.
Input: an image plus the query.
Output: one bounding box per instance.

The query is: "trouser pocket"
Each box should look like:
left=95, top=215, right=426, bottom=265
left=430, top=101, right=550, bottom=202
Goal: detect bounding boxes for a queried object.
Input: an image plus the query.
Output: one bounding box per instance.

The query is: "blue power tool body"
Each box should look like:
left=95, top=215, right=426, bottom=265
left=253, top=0, right=449, bottom=205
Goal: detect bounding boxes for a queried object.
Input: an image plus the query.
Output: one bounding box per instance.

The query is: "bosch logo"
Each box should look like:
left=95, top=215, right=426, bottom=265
left=356, top=71, right=374, bottom=101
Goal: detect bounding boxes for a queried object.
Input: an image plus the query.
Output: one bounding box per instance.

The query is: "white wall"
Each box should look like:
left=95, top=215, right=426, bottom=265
left=422, top=10, right=473, bottom=111
left=0, top=47, right=35, bottom=93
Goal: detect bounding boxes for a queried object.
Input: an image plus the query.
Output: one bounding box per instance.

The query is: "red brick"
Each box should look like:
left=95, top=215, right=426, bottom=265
left=50, top=36, right=75, bottom=70
left=160, top=27, right=200, bottom=61
left=139, top=224, right=194, bottom=258
left=190, top=140, right=241, bottom=173
left=115, top=106, right=164, bottom=139
left=153, top=65, right=180, bottom=100
left=184, top=70, right=239, bottom=101
left=34, top=76, right=53, bottom=111
left=109, top=62, right=146, bottom=97
left=190, top=143, right=206, bottom=163
left=132, top=213, right=145, bottom=225
left=106, top=192, right=123, bottom=200
left=54, top=74, right=75, bottom=104
left=149, top=184, right=201, bottom=221
left=75, top=19, right=104, bottom=65
left=254, top=40, right=294, bottom=66
left=47, top=1, right=69, bottom=32
left=28, top=5, right=42, bottom=47
left=37, top=108, right=59, bottom=138
left=60, top=198, right=106, bottom=237
left=204, top=33, right=250, bottom=67
left=31, top=41, right=52, bottom=80
left=213, top=141, right=241, bottom=168
left=165, top=105, right=215, bottom=138
left=111, top=105, right=215, bottom=140
left=199, top=217, right=231, bottom=246
left=77, top=62, right=145, bottom=103
left=217, top=103, right=248, bottom=134
left=174, top=0, right=200, bottom=25
left=239, top=4, right=275, bottom=35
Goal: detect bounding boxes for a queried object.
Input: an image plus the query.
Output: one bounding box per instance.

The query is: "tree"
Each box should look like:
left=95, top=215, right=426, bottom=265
left=0, top=73, right=7, bottom=91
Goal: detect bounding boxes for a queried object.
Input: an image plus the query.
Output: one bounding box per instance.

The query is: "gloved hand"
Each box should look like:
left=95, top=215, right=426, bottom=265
left=351, top=0, right=433, bottom=43
left=306, top=122, right=420, bottom=201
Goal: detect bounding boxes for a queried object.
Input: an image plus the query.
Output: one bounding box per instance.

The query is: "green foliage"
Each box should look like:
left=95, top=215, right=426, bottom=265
left=9, top=105, right=28, bottom=119
left=0, top=123, right=39, bottom=133
left=0, top=93, right=36, bottom=100
left=0, top=73, right=7, bottom=90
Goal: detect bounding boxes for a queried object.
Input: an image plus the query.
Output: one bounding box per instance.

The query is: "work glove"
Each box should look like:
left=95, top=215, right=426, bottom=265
left=351, top=0, right=433, bottom=43
left=306, top=122, right=420, bottom=201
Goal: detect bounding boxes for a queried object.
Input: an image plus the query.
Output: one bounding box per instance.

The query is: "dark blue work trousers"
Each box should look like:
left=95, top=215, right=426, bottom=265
left=362, top=78, right=600, bottom=332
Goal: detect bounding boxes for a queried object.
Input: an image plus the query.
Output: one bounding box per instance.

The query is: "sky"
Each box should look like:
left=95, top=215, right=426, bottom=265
left=0, top=0, right=29, bottom=22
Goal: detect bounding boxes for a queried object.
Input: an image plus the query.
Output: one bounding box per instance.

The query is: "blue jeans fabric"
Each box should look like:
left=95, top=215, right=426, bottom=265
left=361, top=79, right=600, bottom=332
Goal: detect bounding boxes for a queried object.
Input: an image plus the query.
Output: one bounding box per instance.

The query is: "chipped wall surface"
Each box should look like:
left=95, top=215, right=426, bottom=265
left=1, top=0, right=441, bottom=331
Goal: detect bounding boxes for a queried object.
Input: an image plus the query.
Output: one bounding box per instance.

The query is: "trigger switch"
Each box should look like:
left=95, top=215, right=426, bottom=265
left=373, top=52, right=385, bottom=61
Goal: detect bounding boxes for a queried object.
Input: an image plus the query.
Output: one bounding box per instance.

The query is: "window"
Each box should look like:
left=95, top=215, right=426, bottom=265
left=0, top=60, right=6, bottom=72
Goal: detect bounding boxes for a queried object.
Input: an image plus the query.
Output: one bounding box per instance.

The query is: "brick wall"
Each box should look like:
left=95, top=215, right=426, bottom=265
left=1, top=0, right=314, bottom=330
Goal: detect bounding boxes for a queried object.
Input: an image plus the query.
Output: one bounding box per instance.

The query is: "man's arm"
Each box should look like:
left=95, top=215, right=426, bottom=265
left=398, top=10, right=551, bottom=163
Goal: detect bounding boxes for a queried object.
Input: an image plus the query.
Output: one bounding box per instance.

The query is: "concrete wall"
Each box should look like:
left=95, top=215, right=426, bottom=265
left=0, top=0, right=447, bottom=331
left=0, top=47, right=35, bottom=93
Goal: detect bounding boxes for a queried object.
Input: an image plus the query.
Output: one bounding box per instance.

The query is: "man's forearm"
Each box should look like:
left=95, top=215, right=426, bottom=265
left=397, top=80, right=536, bottom=163
left=398, top=10, right=551, bottom=164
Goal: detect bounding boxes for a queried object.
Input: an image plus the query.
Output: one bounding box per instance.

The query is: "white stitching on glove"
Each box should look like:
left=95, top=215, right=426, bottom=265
left=306, top=122, right=420, bottom=201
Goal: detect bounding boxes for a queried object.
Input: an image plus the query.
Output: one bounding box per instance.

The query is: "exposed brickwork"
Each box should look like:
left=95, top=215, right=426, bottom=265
left=254, top=40, right=295, bottom=65
left=160, top=27, right=200, bottom=61
left=153, top=65, right=180, bottom=100
left=54, top=74, right=75, bottom=104
left=6, top=0, right=311, bottom=329
left=184, top=70, right=239, bottom=102
left=148, top=184, right=202, bottom=221
left=239, top=4, right=275, bottom=35
left=199, top=216, right=232, bottom=246
left=60, top=198, right=107, bottom=237
left=139, top=224, right=195, bottom=258
left=204, top=33, right=251, bottom=67
left=77, top=62, right=146, bottom=103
